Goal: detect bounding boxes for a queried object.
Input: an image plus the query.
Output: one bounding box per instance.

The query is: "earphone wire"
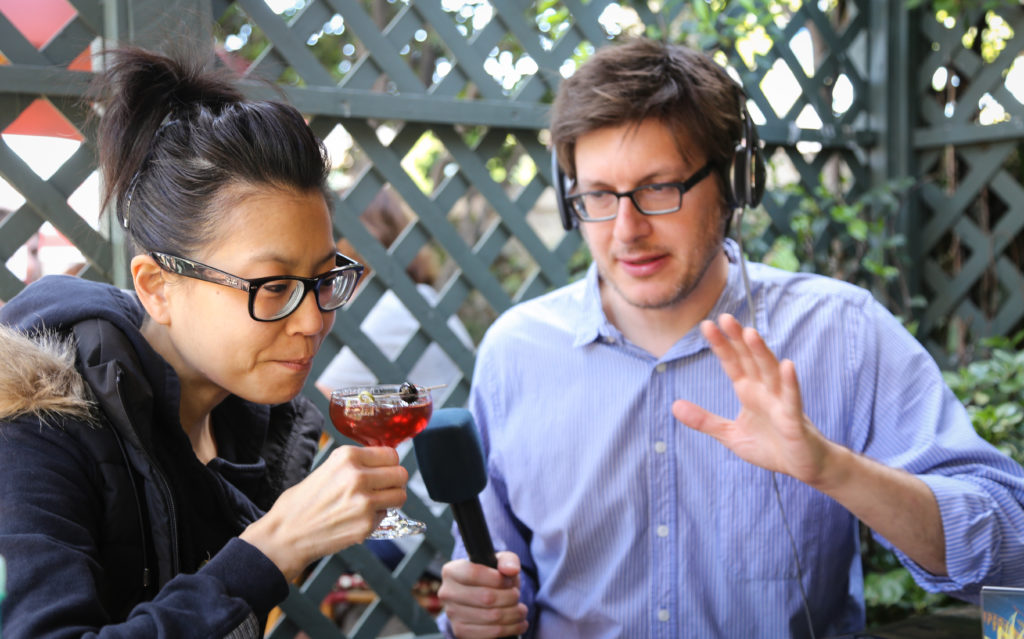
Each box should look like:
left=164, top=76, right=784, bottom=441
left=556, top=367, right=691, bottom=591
left=734, top=208, right=817, bottom=639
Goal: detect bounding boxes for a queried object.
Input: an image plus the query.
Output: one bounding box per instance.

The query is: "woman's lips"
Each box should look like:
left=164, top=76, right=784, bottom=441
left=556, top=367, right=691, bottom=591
left=275, top=357, right=313, bottom=372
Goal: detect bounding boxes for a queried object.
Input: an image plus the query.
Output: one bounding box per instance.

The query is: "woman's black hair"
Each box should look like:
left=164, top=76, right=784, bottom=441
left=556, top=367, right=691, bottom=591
left=94, top=47, right=331, bottom=257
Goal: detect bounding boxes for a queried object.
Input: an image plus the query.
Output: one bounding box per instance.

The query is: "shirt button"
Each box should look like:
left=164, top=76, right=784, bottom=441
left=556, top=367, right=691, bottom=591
left=654, top=441, right=667, bottom=453
left=604, top=336, right=616, bottom=344
left=655, top=363, right=666, bottom=373
left=657, top=609, right=670, bottom=622
left=656, top=525, right=669, bottom=538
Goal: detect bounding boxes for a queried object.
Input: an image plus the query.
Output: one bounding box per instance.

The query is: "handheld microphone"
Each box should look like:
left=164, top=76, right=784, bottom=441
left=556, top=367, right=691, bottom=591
left=414, top=409, right=521, bottom=639
left=413, top=407, right=498, bottom=568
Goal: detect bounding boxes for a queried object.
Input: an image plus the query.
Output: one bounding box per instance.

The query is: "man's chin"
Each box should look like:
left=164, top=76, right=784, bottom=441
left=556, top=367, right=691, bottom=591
left=614, top=283, right=692, bottom=311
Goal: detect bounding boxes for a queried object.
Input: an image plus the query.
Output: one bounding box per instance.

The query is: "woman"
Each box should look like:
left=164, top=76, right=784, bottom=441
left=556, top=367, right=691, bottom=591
left=0, top=47, right=408, bottom=638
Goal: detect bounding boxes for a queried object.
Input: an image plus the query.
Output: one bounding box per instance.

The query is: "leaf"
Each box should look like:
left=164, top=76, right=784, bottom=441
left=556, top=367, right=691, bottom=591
left=848, top=218, right=868, bottom=241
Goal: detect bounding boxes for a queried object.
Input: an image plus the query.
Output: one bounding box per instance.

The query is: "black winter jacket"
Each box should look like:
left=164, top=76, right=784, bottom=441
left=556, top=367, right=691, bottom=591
left=0, top=276, right=322, bottom=638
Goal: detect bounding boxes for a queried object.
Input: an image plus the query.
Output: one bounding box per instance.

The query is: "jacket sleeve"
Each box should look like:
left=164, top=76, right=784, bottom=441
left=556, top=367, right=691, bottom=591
left=0, top=418, right=288, bottom=639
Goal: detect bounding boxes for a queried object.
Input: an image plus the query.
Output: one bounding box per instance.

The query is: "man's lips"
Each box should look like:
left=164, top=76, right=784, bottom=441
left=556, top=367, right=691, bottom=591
left=617, top=253, right=668, bottom=276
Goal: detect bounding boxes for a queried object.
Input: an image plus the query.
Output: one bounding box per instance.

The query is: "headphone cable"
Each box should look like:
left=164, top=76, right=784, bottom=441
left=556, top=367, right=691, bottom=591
left=734, top=209, right=817, bottom=639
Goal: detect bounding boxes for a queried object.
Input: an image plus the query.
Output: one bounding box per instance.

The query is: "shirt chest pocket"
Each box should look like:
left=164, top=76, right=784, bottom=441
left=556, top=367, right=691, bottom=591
left=713, top=460, right=839, bottom=581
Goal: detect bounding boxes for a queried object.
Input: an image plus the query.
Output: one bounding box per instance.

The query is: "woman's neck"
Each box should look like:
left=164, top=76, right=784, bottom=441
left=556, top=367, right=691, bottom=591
left=141, top=320, right=223, bottom=463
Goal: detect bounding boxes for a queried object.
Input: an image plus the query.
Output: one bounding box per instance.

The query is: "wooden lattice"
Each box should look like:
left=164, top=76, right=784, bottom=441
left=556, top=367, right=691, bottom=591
left=3, top=1, right=1024, bottom=637
left=913, top=6, right=1024, bottom=364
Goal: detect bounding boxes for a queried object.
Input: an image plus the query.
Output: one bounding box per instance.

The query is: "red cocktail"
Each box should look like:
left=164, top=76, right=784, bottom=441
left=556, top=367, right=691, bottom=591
left=330, top=394, right=431, bottom=447
left=329, top=383, right=432, bottom=538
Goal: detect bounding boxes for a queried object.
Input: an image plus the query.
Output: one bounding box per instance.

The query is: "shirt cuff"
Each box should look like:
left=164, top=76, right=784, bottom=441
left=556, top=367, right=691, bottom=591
left=896, top=474, right=1000, bottom=597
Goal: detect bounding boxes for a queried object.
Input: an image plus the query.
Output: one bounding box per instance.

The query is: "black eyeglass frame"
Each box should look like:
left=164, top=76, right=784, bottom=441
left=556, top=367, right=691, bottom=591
left=150, top=250, right=365, bottom=322
left=566, top=162, right=714, bottom=222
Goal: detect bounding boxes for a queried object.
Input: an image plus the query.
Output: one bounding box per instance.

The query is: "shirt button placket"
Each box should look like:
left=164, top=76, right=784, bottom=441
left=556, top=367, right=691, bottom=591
left=651, top=360, right=674, bottom=639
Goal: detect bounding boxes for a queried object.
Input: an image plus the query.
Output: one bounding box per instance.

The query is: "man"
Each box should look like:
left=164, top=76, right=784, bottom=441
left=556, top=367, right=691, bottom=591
left=436, top=38, right=1024, bottom=638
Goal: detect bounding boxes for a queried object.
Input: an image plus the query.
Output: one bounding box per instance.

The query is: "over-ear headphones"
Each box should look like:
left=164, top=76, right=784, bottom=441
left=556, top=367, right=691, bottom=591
left=552, top=150, right=575, bottom=231
left=731, top=102, right=766, bottom=213
left=552, top=102, right=766, bottom=231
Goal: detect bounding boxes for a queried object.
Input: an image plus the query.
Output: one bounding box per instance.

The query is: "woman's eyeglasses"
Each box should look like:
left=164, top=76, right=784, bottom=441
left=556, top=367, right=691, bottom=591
left=150, top=251, right=365, bottom=322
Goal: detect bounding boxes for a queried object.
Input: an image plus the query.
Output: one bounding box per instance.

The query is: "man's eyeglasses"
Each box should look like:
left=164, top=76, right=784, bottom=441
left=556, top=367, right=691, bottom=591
left=566, top=162, right=713, bottom=222
left=150, top=251, right=365, bottom=322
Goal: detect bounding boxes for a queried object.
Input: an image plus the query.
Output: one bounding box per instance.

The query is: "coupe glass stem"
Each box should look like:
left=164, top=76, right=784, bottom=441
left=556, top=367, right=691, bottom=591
left=368, top=506, right=425, bottom=540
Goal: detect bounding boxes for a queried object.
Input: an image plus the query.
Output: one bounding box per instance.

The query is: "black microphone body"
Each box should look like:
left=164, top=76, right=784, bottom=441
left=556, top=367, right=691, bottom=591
left=450, top=498, right=498, bottom=569
left=413, top=407, right=519, bottom=639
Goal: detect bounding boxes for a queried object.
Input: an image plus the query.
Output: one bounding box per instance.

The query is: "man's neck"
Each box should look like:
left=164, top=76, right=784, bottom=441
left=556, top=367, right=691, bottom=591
left=601, top=252, right=729, bottom=358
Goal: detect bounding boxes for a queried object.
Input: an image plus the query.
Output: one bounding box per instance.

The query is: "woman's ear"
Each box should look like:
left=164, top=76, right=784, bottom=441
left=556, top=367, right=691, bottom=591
left=131, top=254, right=173, bottom=325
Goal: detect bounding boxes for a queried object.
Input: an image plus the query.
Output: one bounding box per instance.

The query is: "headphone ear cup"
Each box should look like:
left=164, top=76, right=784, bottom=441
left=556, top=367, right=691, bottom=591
left=731, top=109, right=766, bottom=209
left=551, top=150, right=577, bottom=230
left=750, top=143, right=765, bottom=208
left=731, top=143, right=750, bottom=209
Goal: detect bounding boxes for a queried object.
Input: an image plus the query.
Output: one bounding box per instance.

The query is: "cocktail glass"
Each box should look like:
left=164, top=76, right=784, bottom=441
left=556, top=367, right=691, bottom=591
left=329, top=383, right=432, bottom=539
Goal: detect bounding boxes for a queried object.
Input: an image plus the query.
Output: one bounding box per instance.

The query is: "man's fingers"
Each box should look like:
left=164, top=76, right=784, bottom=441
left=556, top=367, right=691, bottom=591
left=743, top=325, right=781, bottom=393
left=439, top=558, right=528, bottom=639
left=495, top=550, right=521, bottom=581
left=442, top=558, right=518, bottom=590
left=710, top=314, right=763, bottom=382
left=700, top=320, right=745, bottom=381
left=444, top=602, right=529, bottom=639
left=780, top=358, right=805, bottom=415
left=438, top=579, right=522, bottom=609
left=672, top=399, right=729, bottom=436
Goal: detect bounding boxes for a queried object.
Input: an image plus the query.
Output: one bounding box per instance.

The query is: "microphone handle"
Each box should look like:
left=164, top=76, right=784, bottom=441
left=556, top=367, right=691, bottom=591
left=451, top=498, right=497, bottom=568
left=450, top=498, right=520, bottom=639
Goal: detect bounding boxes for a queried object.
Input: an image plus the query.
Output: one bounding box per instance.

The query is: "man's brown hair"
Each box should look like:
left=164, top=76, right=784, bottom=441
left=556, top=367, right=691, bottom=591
left=550, top=38, right=744, bottom=207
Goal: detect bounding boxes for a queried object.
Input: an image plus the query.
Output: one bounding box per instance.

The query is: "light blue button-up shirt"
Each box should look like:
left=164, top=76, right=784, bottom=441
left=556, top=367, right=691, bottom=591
left=441, top=239, right=1024, bottom=639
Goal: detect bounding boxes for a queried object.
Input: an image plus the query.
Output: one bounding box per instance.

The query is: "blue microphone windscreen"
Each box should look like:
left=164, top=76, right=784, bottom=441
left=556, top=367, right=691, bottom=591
left=413, top=407, right=488, bottom=504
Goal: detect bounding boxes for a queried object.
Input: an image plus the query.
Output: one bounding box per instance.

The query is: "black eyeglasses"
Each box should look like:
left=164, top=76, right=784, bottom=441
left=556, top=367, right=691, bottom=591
left=150, top=251, right=365, bottom=322
left=566, top=162, right=713, bottom=222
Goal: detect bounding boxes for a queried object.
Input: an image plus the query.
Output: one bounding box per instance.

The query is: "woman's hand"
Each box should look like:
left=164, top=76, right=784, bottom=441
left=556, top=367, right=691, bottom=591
left=240, top=445, right=408, bottom=580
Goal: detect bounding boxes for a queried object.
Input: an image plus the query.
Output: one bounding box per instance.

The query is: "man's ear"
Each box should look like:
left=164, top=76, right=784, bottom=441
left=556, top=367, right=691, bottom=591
left=131, top=254, right=172, bottom=325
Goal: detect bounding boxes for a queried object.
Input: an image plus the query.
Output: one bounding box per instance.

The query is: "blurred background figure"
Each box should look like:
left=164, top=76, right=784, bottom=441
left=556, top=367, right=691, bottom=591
left=316, top=187, right=473, bottom=396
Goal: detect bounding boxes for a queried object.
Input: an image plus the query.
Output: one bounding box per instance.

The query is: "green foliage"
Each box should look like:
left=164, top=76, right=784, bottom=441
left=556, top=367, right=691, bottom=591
left=943, top=331, right=1024, bottom=466
left=768, top=178, right=913, bottom=281
left=742, top=175, right=922, bottom=331
left=862, top=563, right=955, bottom=626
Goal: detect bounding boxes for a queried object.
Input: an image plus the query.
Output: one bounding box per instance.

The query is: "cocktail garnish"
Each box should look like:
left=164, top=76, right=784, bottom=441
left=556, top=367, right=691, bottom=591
left=399, top=382, right=418, bottom=404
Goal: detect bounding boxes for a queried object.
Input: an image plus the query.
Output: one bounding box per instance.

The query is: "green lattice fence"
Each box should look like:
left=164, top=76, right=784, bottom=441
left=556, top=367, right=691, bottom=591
left=909, top=5, right=1024, bottom=364
left=3, top=1, right=1024, bottom=637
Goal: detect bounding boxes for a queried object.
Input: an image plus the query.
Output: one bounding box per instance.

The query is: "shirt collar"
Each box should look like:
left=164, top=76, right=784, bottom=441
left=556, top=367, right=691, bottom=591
left=571, top=238, right=768, bottom=353
left=573, top=263, right=609, bottom=347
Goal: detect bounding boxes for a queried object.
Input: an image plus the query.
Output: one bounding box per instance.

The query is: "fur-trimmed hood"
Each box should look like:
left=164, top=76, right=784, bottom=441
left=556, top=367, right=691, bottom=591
left=0, top=275, right=149, bottom=424
left=0, top=322, right=94, bottom=423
